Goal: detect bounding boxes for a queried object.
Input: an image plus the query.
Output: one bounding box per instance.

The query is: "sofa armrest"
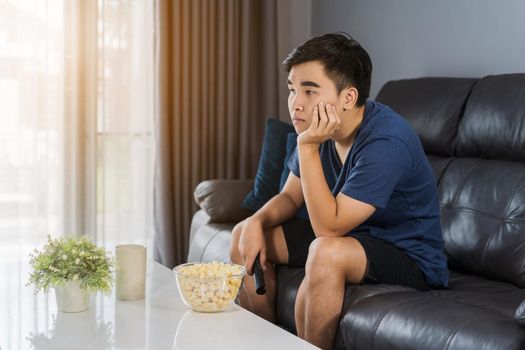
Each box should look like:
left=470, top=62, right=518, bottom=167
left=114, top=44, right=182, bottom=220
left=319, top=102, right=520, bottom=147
left=194, top=179, right=254, bottom=223
left=515, top=299, right=525, bottom=327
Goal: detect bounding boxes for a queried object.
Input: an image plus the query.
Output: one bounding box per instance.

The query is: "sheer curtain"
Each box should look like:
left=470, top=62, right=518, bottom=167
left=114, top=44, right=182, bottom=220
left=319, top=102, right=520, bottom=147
left=96, top=0, right=155, bottom=248
left=0, top=1, right=154, bottom=348
left=0, top=4, right=66, bottom=345
left=0, top=0, right=66, bottom=258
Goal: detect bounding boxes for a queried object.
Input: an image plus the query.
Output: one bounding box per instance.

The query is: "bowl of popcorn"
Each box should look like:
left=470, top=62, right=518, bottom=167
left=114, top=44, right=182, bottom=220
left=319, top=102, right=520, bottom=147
left=174, top=261, right=246, bottom=313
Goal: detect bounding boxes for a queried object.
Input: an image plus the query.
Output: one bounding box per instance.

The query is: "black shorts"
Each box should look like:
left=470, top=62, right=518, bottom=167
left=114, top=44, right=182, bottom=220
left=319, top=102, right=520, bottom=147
left=281, top=217, right=430, bottom=291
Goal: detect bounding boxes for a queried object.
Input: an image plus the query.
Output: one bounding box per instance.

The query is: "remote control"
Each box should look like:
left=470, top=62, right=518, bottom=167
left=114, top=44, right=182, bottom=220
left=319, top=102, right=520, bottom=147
left=253, top=254, right=266, bottom=295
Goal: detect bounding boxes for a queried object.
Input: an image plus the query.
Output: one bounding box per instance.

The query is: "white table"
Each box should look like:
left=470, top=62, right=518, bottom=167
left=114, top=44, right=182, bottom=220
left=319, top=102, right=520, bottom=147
left=0, top=252, right=318, bottom=350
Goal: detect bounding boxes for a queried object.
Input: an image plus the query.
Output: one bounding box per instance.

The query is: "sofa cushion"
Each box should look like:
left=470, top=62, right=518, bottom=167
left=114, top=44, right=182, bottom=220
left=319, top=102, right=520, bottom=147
left=275, top=266, right=304, bottom=335
left=432, top=271, right=525, bottom=319
left=457, top=74, right=525, bottom=162
left=375, top=77, right=476, bottom=157
left=276, top=267, right=525, bottom=350
left=439, top=158, right=525, bottom=287
left=242, top=118, right=294, bottom=212
left=339, top=286, right=525, bottom=350
left=515, top=299, right=525, bottom=327
left=279, top=132, right=298, bottom=190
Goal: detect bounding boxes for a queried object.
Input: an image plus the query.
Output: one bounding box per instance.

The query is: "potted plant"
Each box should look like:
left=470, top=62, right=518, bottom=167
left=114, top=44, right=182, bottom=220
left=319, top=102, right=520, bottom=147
left=27, top=235, right=114, bottom=313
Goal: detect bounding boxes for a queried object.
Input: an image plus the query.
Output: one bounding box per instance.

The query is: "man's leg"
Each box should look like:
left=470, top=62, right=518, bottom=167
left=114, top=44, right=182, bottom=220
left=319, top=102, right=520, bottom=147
left=230, top=220, right=289, bottom=323
left=295, top=236, right=367, bottom=349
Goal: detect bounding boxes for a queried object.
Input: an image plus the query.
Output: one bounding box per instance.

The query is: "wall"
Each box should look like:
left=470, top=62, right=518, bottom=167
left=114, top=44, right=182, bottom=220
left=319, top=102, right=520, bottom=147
left=277, top=0, right=312, bottom=121
left=310, top=0, right=525, bottom=98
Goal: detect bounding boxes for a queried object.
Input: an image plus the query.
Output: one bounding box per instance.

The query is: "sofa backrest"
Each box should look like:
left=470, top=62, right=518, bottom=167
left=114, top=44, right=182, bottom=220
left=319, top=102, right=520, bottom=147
left=376, top=74, right=525, bottom=288
left=376, top=77, right=477, bottom=158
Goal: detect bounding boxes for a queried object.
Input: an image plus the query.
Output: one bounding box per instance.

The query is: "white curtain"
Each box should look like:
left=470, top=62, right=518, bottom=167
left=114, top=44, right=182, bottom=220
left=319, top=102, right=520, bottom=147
left=0, top=0, right=66, bottom=256
left=95, top=0, right=155, bottom=247
left=0, top=1, right=154, bottom=347
left=0, top=0, right=155, bottom=254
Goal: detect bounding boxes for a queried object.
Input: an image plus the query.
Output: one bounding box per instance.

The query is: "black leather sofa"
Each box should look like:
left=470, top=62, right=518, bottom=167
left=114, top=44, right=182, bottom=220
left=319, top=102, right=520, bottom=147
left=188, top=74, right=525, bottom=349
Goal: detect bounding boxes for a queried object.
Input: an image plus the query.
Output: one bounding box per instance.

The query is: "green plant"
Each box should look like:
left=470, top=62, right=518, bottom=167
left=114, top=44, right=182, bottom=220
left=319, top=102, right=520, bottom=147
left=28, top=235, right=114, bottom=294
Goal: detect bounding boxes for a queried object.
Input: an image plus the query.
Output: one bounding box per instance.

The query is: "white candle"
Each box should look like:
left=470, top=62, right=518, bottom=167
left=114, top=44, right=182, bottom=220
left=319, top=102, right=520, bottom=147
left=115, top=244, right=147, bottom=301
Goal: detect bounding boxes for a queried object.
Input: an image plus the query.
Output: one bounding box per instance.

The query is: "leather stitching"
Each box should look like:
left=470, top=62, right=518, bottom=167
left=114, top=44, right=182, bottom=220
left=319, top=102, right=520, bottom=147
left=448, top=160, right=482, bottom=210
left=452, top=80, right=478, bottom=156
left=438, top=294, right=516, bottom=318
left=434, top=156, right=456, bottom=187
left=502, top=179, right=525, bottom=220
left=480, top=181, right=525, bottom=272
left=480, top=223, right=503, bottom=273
left=440, top=206, right=525, bottom=224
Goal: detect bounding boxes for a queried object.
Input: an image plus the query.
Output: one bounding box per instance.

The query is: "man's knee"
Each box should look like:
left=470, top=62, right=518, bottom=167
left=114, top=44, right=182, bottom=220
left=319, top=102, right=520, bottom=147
left=305, top=237, right=339, bottom=274
left=305, top=236, right=366, bottom=283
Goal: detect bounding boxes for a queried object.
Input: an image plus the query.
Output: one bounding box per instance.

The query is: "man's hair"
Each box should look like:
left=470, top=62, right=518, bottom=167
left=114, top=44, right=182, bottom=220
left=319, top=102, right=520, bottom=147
left=282, top=33, right=372, bottom=106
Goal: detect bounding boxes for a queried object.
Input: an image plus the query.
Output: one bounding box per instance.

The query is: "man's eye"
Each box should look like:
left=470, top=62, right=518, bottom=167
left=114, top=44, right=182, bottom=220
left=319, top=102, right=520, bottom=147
left=288, top=88, right=296, bottom=94
left=305, top=90, right=316, bottom=96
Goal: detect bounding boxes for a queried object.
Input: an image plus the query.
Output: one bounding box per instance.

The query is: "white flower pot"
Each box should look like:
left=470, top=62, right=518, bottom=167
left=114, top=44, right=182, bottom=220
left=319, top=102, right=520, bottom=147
left=54, top=280, right=90, bottom=313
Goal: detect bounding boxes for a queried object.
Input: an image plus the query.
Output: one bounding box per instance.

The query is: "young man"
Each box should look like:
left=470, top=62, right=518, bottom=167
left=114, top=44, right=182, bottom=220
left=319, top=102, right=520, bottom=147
left=230, top=33, right=448, bottom=349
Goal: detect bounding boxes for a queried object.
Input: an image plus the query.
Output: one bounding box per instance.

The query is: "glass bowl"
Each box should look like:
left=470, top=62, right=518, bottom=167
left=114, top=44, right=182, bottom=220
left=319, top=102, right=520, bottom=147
left=173, top=262, right=246, bottom=313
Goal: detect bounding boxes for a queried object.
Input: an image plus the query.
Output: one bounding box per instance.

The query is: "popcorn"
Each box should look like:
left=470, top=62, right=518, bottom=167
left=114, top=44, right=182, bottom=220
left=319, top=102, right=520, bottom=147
left=174, top=262, right=246, bottom=312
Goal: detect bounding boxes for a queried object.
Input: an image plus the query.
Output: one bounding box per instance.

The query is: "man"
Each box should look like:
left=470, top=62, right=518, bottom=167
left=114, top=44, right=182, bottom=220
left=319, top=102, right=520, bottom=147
left=230, top=33, right=448, bottom=350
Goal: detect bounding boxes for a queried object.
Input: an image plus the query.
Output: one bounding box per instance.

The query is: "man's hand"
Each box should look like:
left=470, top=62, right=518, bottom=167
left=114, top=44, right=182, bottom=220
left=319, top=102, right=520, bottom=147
left=297, top=101, right=341, bottom=149
left=238, top=217, right=267, bottom=275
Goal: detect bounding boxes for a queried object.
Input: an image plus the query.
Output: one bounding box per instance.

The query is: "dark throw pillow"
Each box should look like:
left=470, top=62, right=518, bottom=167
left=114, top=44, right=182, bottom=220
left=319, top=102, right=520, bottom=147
left=280, top=132, right=310, bottom=219
left=515, top=299, right=525, bottom=327
left=279, top=132, right=298, bottom=190
left=241, top=118, right=295, bottom=212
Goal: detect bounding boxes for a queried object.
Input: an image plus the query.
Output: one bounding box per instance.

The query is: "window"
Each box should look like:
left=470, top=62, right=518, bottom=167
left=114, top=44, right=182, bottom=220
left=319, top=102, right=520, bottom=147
left=0, top=1, right=154, bottom=347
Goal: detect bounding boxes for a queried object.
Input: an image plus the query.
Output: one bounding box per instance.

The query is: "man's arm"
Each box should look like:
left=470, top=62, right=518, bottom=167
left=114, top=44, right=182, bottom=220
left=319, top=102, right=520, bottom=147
left=298, top=146, right=375, bottom=237
left=247, top=173, right=304, bottom=229
left=239, top=173, right=304, bottom=271
left=296, top=102, right=375, bottom=237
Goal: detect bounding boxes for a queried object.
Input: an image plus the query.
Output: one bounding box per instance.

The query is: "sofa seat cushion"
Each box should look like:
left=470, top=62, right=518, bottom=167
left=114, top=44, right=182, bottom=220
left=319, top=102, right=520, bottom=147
left=429, top=271, right=525, bottom=318
left=275, top=267, right=417, bottom=349
left=275, top=267, right=525, bottom=350
left=275, top=266, right=304, bottom=334
left=340, top=286, right=525, bottom=350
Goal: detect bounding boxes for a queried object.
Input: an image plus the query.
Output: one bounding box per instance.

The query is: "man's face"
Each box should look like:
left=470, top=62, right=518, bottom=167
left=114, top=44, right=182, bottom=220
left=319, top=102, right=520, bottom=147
left=287, top=60, right=342, bottom=134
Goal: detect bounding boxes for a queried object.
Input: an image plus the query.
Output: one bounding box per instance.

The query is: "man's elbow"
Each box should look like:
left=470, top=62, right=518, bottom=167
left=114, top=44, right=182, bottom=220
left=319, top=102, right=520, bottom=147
left=280, top=192, right=301, bottom=212
left=312, top=219, right=357, bottom=237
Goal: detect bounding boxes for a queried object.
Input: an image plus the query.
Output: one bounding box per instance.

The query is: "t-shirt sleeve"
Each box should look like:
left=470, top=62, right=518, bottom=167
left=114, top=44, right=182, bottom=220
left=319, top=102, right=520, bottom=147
left=341, top=137, right=412, bottom=208
left=287, top=146, right=300, bottom=178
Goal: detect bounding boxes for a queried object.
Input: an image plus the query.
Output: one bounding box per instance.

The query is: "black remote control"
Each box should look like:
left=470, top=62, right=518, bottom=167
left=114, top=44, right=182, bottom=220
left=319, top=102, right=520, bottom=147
left=253, top=254, right=266, bottom=295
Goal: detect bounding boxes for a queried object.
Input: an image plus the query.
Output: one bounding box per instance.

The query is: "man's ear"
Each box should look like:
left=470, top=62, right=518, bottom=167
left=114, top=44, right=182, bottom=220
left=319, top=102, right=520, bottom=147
left=342, top=87, right=358, bottom=111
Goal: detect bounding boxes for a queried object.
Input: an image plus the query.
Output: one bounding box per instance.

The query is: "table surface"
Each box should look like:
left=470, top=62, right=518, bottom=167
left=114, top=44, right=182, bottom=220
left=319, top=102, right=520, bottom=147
left=0, top=251, right=318, bottom=350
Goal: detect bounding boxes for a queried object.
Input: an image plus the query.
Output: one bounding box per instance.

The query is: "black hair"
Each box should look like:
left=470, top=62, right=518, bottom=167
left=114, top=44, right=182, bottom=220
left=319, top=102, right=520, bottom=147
left=282, top=32, right=372, bottom=106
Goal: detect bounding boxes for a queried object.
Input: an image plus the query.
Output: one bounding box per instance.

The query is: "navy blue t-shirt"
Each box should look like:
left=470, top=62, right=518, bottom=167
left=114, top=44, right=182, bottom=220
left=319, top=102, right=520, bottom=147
left=288, top=100, right=448, bottom=288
